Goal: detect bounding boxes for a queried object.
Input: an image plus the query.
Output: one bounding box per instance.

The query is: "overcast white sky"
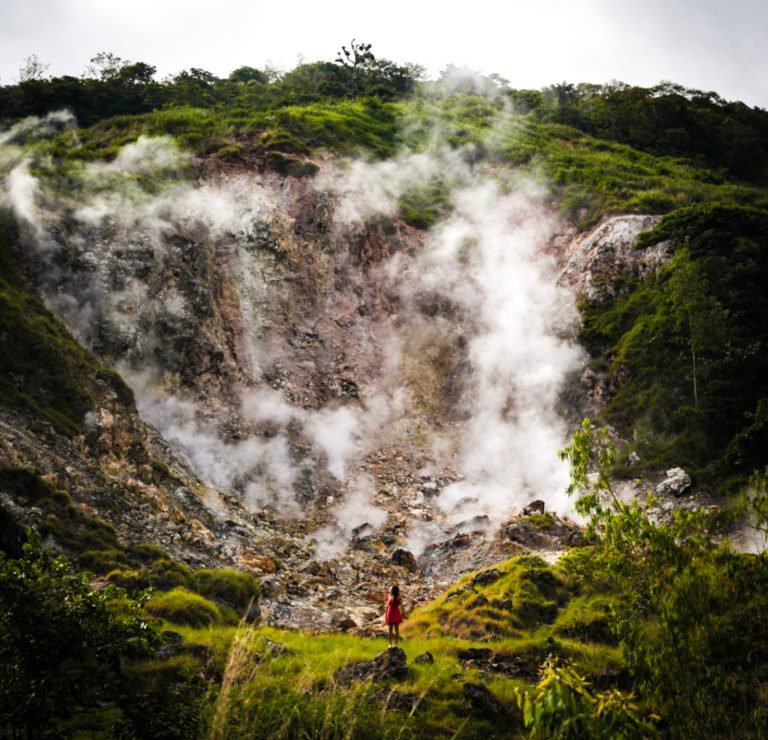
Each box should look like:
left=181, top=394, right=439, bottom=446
left=1, top=0, right=766, bottom=107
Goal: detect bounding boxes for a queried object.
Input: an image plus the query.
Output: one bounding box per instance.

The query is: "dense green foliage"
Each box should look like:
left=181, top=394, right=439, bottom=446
left=526, top=81, right=768, bottom=184
left=516, top=659, right=658, bottom=738
left=0, top=48, right=423, bottom=128
left=582, top=205, right=768, bottom=480
left=0, top=536, right=154, bottom=735
left=560, top=420, right=768, bottom=737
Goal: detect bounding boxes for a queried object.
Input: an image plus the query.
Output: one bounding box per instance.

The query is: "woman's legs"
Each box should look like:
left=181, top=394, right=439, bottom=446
left=388, top=623, right=394, bottom=647
left=394, top=623, right=400, bottom=647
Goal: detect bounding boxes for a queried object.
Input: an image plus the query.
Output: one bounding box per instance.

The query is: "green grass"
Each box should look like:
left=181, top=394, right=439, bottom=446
left=41, top=99, right=402, bottom=164
left=162, top=554, right=625, bottom=738
left=499, top=121, right=768, bottom=228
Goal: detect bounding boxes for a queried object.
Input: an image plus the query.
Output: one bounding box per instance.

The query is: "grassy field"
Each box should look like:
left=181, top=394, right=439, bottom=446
left=142, top=552, right=629, bottom=738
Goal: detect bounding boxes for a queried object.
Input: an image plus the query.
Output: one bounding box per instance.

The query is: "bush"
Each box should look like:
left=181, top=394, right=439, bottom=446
left=146, top=587, right=228, bottom=627
left=193, top=568, right=259, bottom=611
left=0, top=536, right=156, bottom=735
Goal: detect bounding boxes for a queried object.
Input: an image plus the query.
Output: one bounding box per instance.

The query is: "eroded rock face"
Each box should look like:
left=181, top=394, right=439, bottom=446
left=554, top=214, right=668, bottom=304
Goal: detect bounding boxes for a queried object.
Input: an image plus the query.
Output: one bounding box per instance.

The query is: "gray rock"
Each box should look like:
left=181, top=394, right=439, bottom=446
left=414, top=651, right=434, bottom=664
left=391, top=548, right=418, bottom=571
left=454, top=514, right=491, bottom=533
left=259, top=577, right=284, bottom=598
left=655, top=467, right=692, bottom=497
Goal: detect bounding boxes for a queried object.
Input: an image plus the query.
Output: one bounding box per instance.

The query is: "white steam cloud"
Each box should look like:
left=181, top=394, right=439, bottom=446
left=414, top=183, right=583, bottom=519
left=312, top=474, right=387, bottom=560
left=0, top=110, right=76, bottom=146
left=321, top=147, right=584, bottom=534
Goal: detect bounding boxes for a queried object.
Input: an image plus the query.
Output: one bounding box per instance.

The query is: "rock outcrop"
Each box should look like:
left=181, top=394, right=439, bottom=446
left=334, top=647, right=408, bottom=686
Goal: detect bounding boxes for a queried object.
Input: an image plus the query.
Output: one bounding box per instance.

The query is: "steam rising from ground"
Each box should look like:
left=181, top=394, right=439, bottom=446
left=1, top=109, right=584, bottom=557
left=415, top=183, right=582, bottom=520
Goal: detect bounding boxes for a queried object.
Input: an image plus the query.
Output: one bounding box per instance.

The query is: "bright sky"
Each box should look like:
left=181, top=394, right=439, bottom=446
left=1, top=0, right=766, bottom=107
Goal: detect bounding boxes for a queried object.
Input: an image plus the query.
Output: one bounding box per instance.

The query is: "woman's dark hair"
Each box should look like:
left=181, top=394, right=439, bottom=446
left=391, top=584, right=399, bottom=598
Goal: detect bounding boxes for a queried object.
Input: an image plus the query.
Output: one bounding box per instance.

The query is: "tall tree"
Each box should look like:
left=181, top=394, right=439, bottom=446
left=666, top=247, right=728, bottom=408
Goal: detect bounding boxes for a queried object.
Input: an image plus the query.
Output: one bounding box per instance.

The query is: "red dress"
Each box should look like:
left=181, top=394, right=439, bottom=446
left=385, top=595, right=403, bottom=624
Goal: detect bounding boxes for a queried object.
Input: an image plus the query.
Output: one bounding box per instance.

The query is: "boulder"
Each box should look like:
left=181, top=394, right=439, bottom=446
left=454, top=514, right=491, bottom=533
left=470, top=569, right=502, bottom=588
left=352, top=522, right=376, bottom=540
left=523, top=500, right=546, bottom=516
left=372, top=688, right=424, bottom=712
left=414, top=651, right=434, bottom=664
left=334, top=647, right=408, bottom=686
left=391, top=548, right=418, bottom=571
left=655, top=467, right=692, bottom=497
left=333, top=614, right=358, bottom=631
left=458, top=649, right=540, bottom=679
left=457, top=647, right=493, bottom=664
left=504, top=520, right=548, bottom=548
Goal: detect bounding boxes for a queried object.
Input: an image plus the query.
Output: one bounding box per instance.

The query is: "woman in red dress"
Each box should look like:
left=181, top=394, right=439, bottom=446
left=385, top=584, right=405, bottom=648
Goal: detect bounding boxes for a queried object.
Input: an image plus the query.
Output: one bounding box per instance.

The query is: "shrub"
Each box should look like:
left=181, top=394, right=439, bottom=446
left=193, top=568, right=260, bottom=611
left=146, top=587, right=227, bottom=627
left=0, top=536, right=156, bottom=735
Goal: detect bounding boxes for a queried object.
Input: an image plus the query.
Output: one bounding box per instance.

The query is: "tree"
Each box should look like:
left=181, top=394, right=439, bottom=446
left=18, top=54, right=49, bottom=82
left=335, top=39, right=374, bottom=72
left=559, top=420, right=768, bottom=737
left=335, top=39, right=375, bottom=95
left=84, top=51, right=127, bottom=80
left=666, top=246, right=728, bottom=407
left=0, top=535, right=155, bottom=735
left=228, top=66, right=269, bottom=84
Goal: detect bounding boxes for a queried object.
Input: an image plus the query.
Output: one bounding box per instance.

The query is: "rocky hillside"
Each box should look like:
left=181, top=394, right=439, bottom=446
left=2, top=83, right=767, bottom=630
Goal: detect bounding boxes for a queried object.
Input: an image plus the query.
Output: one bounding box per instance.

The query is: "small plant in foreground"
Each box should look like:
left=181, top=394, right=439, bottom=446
left=516, top=658, right=658, bottom=738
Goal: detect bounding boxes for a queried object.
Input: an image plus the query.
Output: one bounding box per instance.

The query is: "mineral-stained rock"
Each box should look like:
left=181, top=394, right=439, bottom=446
left=334, top=647, right=408, bottom=686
